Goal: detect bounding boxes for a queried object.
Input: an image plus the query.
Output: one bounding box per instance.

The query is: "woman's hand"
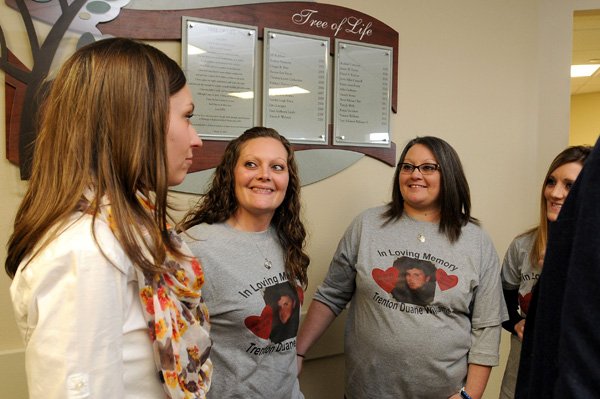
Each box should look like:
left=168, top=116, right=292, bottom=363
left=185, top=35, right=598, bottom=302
left=514, top=319, right=526, bottom=341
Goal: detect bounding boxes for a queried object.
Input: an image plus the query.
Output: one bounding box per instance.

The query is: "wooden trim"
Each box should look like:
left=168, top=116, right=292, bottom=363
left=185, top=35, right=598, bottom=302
left=5, top=50, right=28, bottom=166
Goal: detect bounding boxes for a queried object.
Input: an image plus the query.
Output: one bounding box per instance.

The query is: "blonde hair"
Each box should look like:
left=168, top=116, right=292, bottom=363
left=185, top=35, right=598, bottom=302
left=527, top=145, right=592, bottom=268
left=6, top=38, right=188, bottom=277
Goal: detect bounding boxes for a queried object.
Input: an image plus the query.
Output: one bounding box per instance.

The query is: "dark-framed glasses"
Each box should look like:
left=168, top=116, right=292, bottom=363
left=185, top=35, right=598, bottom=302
left=399, top=163, right=440, bottom=175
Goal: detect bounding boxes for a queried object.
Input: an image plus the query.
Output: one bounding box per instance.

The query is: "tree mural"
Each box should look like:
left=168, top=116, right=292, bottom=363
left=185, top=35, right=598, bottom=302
left=1, top=0, right=130, bottom=178
left=2, top=1, right=398, bottom=190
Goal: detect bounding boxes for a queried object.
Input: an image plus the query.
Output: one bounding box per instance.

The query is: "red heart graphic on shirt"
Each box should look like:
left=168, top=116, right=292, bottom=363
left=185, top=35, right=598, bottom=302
left=519, top=292, right=532, bottom=315
left=372, top=267, right=400, bottom=293
left=296, top=286, right=304, bottom=305
left=436, top=269, right=458, bottom=291
left=244, top=305, right=273, bottom=339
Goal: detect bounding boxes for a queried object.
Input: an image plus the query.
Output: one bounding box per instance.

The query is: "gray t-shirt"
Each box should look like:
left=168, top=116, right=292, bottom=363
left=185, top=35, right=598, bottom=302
left=184, top=222, right=303, bottom=399
left=314, top=206, right=507, bottom=399
left=501, top=231, right=539, bottom=317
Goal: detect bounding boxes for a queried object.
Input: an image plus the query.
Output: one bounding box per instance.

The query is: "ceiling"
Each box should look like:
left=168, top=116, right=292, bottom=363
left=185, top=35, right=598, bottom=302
left=571, top=11, right=600, bottom=95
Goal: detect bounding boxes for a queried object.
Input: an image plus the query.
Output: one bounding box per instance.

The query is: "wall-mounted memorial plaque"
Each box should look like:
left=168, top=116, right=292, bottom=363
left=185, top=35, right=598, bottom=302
left=183, top=17, right=258, bottom=140
left=264, top=29, right=329, bottom=144
left=334, top=40, right=392, bottom=148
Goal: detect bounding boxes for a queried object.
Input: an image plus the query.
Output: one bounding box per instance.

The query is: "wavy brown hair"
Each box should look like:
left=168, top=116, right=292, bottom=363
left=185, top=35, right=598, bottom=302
left=382, top=136, right=477, bottom=243
left=179, top=127, right=309, bottom=287
left=6, top=38, right=189, bottom=278
left=526, top=145, right=592, bottom=268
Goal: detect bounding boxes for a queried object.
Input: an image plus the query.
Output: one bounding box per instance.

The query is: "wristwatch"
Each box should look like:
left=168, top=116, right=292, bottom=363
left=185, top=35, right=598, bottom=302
left=460, top=387, right=473, bottom=399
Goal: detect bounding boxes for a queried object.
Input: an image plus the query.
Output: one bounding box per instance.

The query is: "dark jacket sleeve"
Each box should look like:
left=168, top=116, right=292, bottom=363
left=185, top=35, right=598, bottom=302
left=501, top=288, right=524, bottom=335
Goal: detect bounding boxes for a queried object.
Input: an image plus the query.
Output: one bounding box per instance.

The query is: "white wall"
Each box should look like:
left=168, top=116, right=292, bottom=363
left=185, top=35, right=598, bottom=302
left=3, top=1, right=600, bottom=398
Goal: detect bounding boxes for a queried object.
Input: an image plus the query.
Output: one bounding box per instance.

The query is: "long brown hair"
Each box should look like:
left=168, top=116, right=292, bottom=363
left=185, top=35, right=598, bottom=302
left=527, top=145, right=592, bottom=268
left=383, top=136, right=477, bottom=243
left=6, top=38, right=188, bottom=278
left=179, top=127, right=310, bottom=288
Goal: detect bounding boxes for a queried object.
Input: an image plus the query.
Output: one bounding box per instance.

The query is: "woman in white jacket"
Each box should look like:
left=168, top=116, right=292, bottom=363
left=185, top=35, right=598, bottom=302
left=6, top=38, right=212, bottom=399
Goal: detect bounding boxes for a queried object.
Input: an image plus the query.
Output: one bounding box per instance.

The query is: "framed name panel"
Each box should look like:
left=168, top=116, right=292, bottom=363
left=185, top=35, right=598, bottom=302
left=334, top=39, right=393, bottom=148
left=183, top=17, right=258, bottom=140
left=263, top=28, right=330, bottom=144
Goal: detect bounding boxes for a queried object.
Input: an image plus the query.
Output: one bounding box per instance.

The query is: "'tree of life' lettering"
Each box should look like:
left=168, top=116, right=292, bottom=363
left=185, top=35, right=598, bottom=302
left=292, top=9, right=373, bottom=41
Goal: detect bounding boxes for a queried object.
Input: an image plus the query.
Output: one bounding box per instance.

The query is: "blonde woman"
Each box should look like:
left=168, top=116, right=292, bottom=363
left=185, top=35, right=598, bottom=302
left=499, top=145, right=591, bottom=398
left=6, top=38, right=212, bottom=398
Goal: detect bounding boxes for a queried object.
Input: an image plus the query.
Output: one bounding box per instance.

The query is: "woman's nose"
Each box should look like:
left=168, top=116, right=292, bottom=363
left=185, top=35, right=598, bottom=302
left=257, top=165, right=271, bottom=180
left=410, top=168, right=423, bottom=178
left=550, top=184, right=566, bottom=199
left=190, top=129, right=202, bottom=148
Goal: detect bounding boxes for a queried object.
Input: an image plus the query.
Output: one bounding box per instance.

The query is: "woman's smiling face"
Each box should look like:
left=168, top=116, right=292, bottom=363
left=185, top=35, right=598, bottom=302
left=399, top=144, right=441, bottom=217
left=232, top=137, right=290, bottom=225
left=544, top=161, right=583, bottom=221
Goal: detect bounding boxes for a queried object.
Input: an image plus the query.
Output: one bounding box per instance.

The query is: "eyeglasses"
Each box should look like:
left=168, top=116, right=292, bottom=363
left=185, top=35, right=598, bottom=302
left=399, top=163, right=440, bottom=175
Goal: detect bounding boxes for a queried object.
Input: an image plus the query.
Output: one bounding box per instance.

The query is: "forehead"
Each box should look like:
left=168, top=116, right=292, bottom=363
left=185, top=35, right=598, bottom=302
left=170, top=85, right=192, bottom=107
left=238, top=137, right=288, bottom=159
left=549, top=162, right=583, bottom=180
left=406, top=267, right=425, bottom=273
left=404, top=144, right=436, bottom=162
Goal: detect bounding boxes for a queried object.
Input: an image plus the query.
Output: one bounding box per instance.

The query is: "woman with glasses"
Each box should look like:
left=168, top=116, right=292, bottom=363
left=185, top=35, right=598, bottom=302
left=499, top=145, right=591, bottom=399
left=297, top=136, right=506, bottom=399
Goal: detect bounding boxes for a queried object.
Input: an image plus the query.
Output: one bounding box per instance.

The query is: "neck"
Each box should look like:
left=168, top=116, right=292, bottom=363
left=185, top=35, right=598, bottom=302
left=227, top=210, right=272, bottom=232
left=403, top=205, right=441, bottom=222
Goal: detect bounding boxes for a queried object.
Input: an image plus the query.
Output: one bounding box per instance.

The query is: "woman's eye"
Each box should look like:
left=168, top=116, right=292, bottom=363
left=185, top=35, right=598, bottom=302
left=186, top=113, right=194, bottom=120
left=565, top=182, right=573, bottom=190
left=400, top=163, right=414, bottom=172
left=244, top=161, right=257, bottom=168
left=546, top=177, right=556, bottom=186
left=272, top=164, right=285, bottom=171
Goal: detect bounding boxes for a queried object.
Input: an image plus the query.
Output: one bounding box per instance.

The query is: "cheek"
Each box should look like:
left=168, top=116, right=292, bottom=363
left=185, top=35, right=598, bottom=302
left=279, top=175, right=290, bottom=192
left=166, top=130, right=181, bottom=157
left=234, top=170, right=249, bottom=188
left=543, top=187, right=552, bottom=201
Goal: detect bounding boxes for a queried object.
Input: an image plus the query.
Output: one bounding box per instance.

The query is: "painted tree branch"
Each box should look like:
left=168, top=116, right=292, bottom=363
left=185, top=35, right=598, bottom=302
left=0, top=25, right=30, bottom=83
left=15, top=0, right=40, bottom=59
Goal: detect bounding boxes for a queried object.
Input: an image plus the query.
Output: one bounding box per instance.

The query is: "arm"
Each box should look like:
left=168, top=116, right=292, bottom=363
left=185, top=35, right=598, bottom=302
left=448, top=364, right=492, bottom=399
left=501, top=288, right=525, bottom=338
left=12, top=219, right=129, bottom=398
left=452, top=231, right=505, bottom=398
left=500, top=235, right=529, bottom=337
left=296, top=215, right=362, bottom=374
left=296, top=300, right=337, bottom=374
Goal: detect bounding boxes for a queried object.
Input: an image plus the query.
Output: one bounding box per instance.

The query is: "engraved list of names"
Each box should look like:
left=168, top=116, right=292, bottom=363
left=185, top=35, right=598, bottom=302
left=334, top=40, right=392, bottom=147
left=264, top=29, right=329, bottom=144
left=183, top=18, right=257, bottom=139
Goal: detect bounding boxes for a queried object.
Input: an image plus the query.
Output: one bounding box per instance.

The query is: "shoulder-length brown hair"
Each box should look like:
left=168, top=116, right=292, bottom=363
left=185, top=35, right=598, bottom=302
left=6, top=38, right=188, bottom=278
left=527, top=145, right=592, bottom=268
left=179, top=127, right=310, bottom=287
left=382, top=136, right=477, bottom=243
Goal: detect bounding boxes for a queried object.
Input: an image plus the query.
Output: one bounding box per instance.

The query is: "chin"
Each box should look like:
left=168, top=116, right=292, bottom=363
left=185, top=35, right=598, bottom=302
left=168, top=176, right=185, bottom=187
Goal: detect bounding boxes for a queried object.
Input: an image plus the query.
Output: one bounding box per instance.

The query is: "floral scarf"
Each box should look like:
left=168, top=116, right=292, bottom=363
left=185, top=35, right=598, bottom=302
left=81, top=191, right=212, bottom=398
